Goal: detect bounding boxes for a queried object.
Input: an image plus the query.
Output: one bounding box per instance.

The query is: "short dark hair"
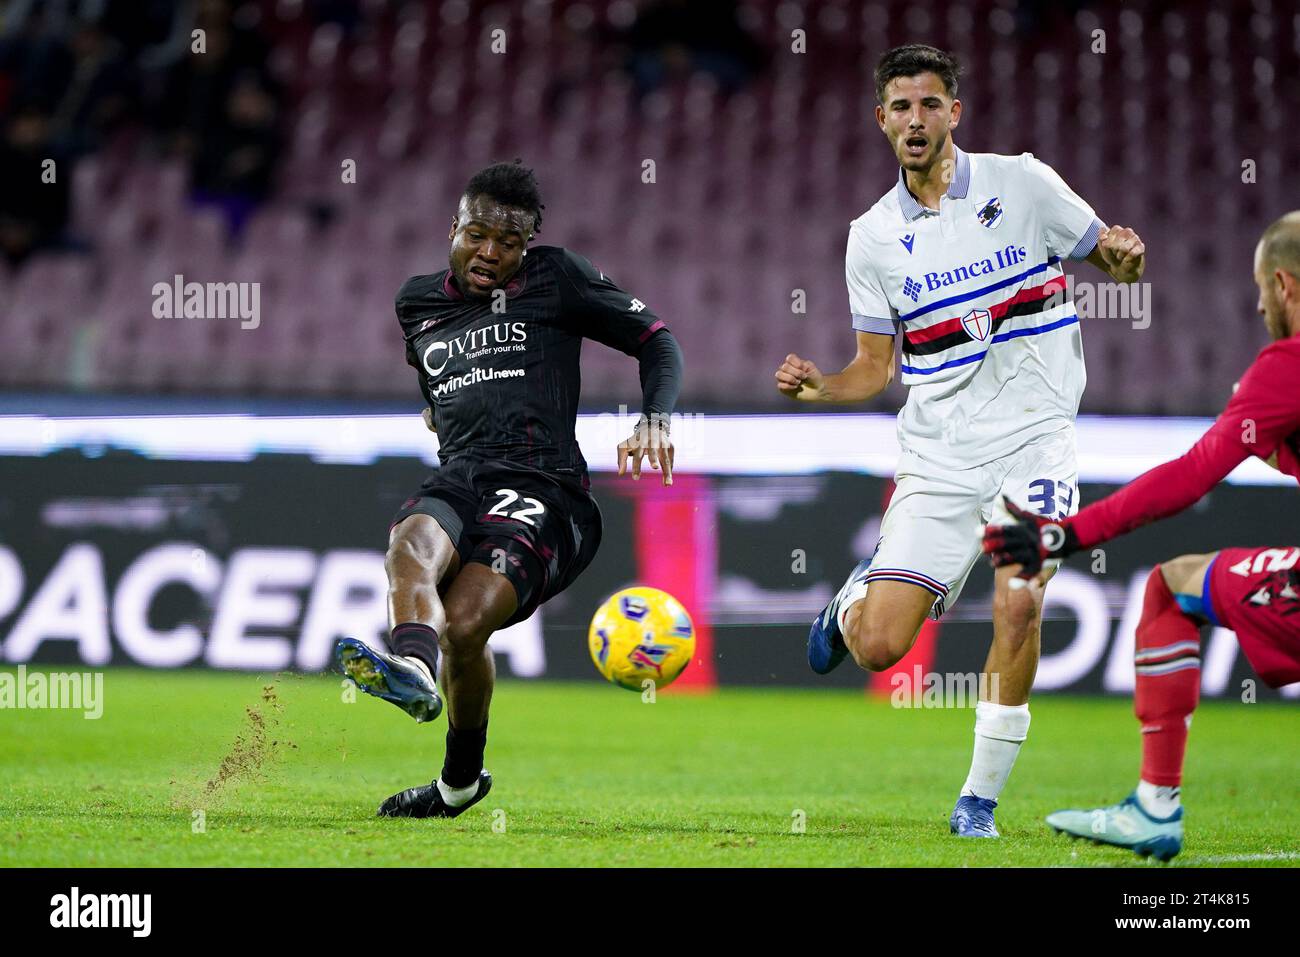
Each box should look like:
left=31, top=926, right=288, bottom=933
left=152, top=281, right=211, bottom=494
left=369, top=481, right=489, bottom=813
left=874, top=44, right=961, bottom=104
left=462, top=160, right=544, bottom=235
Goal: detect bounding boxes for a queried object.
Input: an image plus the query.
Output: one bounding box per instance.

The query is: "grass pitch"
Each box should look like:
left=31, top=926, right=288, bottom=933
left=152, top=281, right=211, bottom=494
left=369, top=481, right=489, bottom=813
left=2, top=668, right=1297, bottom=867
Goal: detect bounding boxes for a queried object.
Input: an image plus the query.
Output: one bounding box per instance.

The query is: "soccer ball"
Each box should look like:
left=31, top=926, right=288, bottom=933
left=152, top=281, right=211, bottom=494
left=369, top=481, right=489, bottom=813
left=588, top=586, right=695, bottom=691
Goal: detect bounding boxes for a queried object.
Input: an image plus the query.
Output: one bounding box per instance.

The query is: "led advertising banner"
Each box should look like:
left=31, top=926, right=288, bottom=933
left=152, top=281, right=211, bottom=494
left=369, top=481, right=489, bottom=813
left=2, top=444, right=1294, bottom=699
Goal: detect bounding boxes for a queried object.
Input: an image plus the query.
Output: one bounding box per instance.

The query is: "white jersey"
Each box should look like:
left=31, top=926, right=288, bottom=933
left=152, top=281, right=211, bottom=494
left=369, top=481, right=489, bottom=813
left=847, top=147, right=1101, bottom=470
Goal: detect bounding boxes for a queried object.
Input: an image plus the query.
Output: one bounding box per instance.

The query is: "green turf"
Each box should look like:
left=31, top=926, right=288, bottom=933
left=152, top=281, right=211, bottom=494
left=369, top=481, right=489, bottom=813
left=2, top=667, right=1297, bottom=867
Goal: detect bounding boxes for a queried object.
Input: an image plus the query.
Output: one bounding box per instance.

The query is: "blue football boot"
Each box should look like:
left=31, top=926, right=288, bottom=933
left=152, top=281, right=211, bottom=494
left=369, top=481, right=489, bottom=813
left=333, top=636, right=443, bottom=724
left=808, top=558, right=872, bottom=674
left=950, top=795, right=999, bottom=837
left=1046, top=792, right=1183, bottom=862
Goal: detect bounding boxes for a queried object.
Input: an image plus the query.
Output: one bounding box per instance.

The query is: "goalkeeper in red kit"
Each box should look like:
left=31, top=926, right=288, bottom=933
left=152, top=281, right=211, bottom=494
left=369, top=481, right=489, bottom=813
left=982, top=211, right=1300, bottom=862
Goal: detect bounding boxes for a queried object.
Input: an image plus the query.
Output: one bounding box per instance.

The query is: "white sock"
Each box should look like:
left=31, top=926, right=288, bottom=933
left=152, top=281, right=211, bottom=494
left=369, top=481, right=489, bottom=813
left=436, top=776, right=479, bottom=807
left=402, top=655, right=434, bottom=686
left=1136, top=779, right=1181, bottom=819
left=835, top=580, right=871, bottom=635
left=960, top=700, right=1031, bottom=801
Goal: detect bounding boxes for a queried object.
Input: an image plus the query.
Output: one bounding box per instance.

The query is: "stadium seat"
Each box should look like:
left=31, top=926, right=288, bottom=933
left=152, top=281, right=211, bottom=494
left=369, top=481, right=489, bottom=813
left=0, top=0, right=1295, bottom=414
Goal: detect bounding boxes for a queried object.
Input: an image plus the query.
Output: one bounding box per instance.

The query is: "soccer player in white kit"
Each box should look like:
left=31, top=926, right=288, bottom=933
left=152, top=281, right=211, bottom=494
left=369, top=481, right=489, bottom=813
left=775, top=45, right=1147, bottom=837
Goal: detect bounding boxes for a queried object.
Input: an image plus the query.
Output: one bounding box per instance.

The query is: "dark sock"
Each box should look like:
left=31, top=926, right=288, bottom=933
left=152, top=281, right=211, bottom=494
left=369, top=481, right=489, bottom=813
left=441, top=721, right=488, bottom=788
left=390, top=622, right=439, bottom=680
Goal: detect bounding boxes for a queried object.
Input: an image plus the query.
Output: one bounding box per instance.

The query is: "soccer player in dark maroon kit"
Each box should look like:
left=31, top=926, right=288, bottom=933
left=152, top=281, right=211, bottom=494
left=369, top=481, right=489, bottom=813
left=334, top=162, right=683, bottom=817
left=982, top=211, right=1300, bottom=860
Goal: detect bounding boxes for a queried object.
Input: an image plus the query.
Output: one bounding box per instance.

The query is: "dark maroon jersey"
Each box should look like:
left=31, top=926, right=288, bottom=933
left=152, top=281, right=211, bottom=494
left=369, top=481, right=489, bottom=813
left=396, top=246, right=675, bottom=477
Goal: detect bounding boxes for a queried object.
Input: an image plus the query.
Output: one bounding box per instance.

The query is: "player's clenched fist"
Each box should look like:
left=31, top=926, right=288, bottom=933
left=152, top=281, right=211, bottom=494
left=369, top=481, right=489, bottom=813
left=776, top=353, right=825, bottom=401
left=1096, top=225, right=1146, bottom=283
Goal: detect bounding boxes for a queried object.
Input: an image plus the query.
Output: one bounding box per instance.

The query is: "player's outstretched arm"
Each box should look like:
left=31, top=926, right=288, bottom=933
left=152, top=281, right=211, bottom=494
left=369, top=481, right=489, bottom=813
left=1234, top=380, right=1282, bottom=472
left=616, top=329, right=682, bottom=486
left=1086, top=225, right=1146, bottom=283
left=983, top=350, right=1300, bottom=577
left=552, top=249, right=684, bottom=487
left=985, top=435, right=1248, bottom=579
left=775, top=332, right=894, bottom=403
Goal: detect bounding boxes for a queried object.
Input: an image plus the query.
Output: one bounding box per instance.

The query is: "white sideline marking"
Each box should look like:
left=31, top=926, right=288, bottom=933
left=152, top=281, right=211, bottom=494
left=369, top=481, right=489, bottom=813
left=1180, top=851, right=1300, bottom=864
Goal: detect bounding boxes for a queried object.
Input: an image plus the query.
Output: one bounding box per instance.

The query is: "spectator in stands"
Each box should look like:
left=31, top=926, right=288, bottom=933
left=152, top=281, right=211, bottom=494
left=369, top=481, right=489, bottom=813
left=158, top=0, right=281, bottom=239
left=187, top=67, right=282, bottom=238
left=0, top=4, right=75, bottom=116
left=621, top=0, right=766, bottom=97
left=46, top=15, right=132, bottom=156
left=0, top=103, right=71, bottom=265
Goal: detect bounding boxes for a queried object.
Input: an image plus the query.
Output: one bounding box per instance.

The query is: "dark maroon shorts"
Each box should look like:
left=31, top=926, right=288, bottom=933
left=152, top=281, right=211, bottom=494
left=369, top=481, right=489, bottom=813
left=392, top=457, right=602, bottom=627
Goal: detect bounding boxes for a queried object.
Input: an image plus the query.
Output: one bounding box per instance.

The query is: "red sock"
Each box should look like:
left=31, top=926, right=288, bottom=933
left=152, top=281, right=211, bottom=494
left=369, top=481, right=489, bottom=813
left=1134, top=567, right=1201, bottom=787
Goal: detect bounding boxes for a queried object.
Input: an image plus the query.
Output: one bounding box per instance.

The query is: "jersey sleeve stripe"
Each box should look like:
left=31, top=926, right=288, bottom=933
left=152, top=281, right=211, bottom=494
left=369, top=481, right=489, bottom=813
left=636, top=319, right=667, bottom=344
left=1069, top=217, right=1105, bottom=260
left=852, top=314, right=899, bottom=336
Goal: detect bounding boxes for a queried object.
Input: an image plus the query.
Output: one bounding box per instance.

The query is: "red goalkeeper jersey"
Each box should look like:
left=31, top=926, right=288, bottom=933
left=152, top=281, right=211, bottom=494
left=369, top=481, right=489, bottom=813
left=1070, top=336, right=1300, bottom=549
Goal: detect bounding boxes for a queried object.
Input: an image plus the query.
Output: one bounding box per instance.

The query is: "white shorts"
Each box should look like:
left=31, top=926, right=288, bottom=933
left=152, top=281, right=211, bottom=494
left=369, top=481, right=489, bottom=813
left=866, top=428, right=1080, bottom=618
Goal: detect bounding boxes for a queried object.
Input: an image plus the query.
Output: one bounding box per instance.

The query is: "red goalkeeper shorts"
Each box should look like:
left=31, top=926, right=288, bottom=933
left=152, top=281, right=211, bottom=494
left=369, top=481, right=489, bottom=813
left=1207, top=546, right=1300, bottom=688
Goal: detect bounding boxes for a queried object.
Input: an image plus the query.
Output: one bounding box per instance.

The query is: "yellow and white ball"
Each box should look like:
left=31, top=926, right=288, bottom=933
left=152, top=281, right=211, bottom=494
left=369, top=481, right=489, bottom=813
left=588, top=586, right=695, bottom=691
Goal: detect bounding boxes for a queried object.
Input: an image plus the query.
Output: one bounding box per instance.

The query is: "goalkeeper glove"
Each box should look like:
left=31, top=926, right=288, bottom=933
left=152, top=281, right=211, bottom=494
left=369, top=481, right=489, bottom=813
left=982, top=496, right=1081, bottom=578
